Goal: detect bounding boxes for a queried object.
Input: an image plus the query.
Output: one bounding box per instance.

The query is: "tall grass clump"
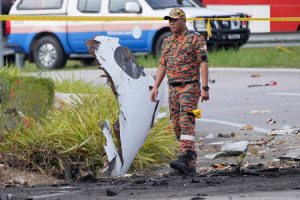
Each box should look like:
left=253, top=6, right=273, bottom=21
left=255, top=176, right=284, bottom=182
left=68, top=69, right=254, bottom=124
left=1, top=79, right=177, bottom=176
left=1, top=90, right=118, bottom=175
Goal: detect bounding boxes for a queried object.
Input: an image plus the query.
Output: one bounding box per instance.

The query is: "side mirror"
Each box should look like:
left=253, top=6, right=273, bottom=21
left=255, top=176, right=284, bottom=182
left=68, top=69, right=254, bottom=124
left=125, top=2, right=141, bottom=13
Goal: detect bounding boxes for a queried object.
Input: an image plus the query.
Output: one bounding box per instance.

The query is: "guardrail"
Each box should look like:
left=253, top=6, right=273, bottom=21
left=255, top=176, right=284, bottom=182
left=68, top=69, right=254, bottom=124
left=244, top=32, right=300, bottom=48
left=1, top=41, right=24, bottom=67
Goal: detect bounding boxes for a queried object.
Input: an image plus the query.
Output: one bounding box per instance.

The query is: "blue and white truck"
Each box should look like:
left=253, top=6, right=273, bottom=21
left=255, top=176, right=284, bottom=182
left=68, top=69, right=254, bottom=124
left=6, top=0, right=250, bottom=69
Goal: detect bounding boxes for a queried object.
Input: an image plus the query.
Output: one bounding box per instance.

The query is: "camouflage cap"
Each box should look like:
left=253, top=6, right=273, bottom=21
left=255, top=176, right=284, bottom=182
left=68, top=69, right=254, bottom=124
left=164, top=8, right=186, bottom=20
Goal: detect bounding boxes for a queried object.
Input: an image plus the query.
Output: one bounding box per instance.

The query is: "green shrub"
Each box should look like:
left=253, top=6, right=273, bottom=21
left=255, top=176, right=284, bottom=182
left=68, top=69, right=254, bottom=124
left=0, top=69, right=54, bottom=131
left=0, top=92, right=116, bottom=174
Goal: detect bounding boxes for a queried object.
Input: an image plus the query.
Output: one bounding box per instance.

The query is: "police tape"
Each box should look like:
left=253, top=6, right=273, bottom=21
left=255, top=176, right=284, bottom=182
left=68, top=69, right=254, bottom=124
left=1, top=15, right=299, bottom=39
left=0, top=15, right=300, bottom=22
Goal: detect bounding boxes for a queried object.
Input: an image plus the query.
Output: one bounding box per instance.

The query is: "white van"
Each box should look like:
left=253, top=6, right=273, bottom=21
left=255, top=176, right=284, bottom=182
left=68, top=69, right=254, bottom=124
left=7, top=0, right=250, bottom=69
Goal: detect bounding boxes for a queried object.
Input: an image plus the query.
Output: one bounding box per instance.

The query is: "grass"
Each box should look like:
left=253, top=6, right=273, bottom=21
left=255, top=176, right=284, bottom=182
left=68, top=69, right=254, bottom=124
left=7, top=46, right=300, bottom=72
left=208, top=46, right=300, bottom=68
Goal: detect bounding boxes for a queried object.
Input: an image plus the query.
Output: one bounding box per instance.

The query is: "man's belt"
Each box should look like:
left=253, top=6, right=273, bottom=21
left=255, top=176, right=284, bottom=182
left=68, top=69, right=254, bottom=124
left=168, top=80, right=199, bottom=87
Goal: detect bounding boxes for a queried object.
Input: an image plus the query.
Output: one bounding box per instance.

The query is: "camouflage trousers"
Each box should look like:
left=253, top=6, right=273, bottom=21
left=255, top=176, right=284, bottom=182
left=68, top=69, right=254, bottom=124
left=168, top=81, right=200, bottom=152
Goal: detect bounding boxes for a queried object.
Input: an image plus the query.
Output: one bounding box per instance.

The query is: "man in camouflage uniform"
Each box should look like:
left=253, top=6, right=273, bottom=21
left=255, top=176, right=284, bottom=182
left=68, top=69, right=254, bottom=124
left=150, top=8, right=209, bottom=175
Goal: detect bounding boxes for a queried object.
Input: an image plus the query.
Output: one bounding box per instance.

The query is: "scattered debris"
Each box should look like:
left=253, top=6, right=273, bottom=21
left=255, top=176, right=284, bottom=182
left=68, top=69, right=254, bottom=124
left=87, top=36, right=165, bottom=177
left=248, top=81, right=277, bottom=88
left=258, top=151, right=266, bottom=159
left=267, top=127, right=300, bottom=136
left=79, top=171, right=96, bottom=182
left=250, top=110, right=271, bottom=114
left=205, top=133, right=214, bottom=139
left=240, top=125, right=254, bottom=131
left=249, top=137, right=275, bottom=147
left=217, top=132, right=238, bottom=138
left=250, top=73, right=261, bottom=78
left=13, top=177, right=26, bottom=185
left=155, top=112, right=168, bottom=122
left=266, top=118, right=276, bottom=124
left=217, top=133, right=230, bottom=138
left=190, top=178, right=200, bottom=183
left=209, top=78, right=216, bottom=84
left=211, top=163, right=232, bottom=170
left=205, top=141, right=249, bottom=159
left=106, top=188, right=118, bottom=196
left=191, top=197, right=206, bottom=200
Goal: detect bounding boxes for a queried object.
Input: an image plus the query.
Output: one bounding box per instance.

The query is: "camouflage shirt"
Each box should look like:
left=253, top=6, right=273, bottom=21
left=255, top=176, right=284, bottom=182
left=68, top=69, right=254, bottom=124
left=159, top=31, right=208, bottom=84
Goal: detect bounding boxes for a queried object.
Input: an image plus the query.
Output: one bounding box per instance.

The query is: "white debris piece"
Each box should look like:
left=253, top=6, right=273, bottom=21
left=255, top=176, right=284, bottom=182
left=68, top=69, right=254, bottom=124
left=267, top=128, right=300, bottom=136
left=250, top=110, right=271, bottom=114
left=205, top=141, right=249, bottom=159
left=279, top=148, right=300, bottom=161
left=87, top=36, right=165, bottom=176
left=221, top=141, right=249, bottom=152
left=155, top=112, right=168, bottom=123
left=205, top=133, right=214, bottom=139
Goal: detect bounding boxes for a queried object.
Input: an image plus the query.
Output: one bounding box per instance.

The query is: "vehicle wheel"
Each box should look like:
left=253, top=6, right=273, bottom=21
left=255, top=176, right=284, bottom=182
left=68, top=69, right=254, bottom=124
left=33, top=36, right=67, bottom=69
left=154, top=31, right=171, bottom=57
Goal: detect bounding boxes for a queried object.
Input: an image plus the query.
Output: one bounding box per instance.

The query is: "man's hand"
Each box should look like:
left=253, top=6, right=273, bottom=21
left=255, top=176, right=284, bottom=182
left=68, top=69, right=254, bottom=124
left=200, top=90, right=209, bottom=102
left=150, top=87, right=159, bottom=102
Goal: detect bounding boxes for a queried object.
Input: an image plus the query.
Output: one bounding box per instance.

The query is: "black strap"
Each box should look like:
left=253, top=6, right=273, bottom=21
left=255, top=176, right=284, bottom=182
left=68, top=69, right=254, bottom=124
left=169, top=80, right=198, bottom=87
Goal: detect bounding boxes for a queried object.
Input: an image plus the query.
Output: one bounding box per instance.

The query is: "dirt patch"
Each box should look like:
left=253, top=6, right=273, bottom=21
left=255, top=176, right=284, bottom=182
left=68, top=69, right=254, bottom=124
left=0, top=153, right=62, bottom=188
left=0, top=165, right=61, bottom=188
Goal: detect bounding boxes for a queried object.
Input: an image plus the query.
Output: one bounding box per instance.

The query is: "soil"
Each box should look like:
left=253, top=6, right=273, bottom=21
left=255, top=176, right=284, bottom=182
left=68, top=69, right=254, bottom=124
left=0, top=153, right=62, bottom=188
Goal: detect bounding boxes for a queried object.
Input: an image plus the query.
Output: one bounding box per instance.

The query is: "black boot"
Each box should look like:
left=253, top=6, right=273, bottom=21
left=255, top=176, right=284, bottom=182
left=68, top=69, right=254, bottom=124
left=169, top=150, right=197, bottom=175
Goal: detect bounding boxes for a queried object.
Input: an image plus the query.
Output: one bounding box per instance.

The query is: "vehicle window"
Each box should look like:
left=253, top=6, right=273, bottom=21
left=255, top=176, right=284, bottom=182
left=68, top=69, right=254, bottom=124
left=17, top=0, right=63, bottom=10
left=146, top=0, right=195, bottom=9
left=109, top=0, right=138, bottom=13
left=78, top=0, right=101, bottom=13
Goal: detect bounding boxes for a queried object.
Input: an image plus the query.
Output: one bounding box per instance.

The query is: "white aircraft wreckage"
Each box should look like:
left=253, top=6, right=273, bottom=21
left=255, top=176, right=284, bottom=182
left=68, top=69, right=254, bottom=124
left=86, top=36, right=165, bottom=177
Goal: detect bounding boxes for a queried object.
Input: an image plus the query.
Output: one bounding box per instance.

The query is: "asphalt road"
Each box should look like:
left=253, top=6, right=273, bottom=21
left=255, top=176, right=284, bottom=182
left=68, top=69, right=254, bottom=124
left=1, top=169, right=300, bottom=200
left=197, top=68, right=300, bottom=136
